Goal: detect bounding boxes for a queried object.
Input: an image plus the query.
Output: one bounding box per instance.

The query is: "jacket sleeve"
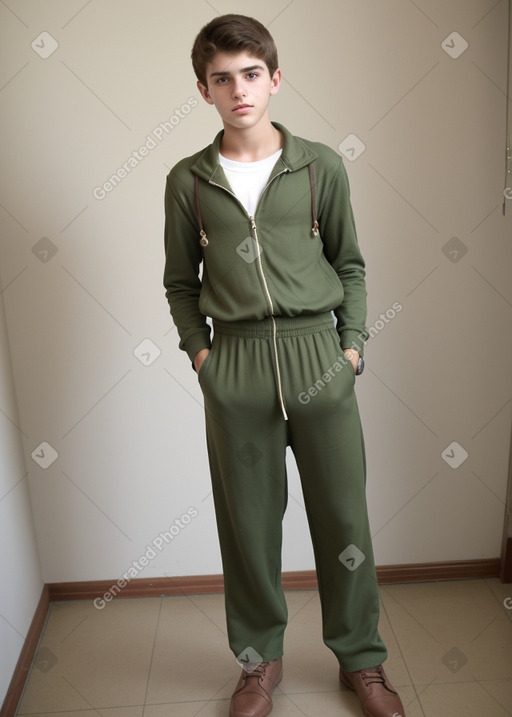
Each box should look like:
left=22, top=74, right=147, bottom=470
left=163, top=170, right=211, bottom=366
left=317, top=156, right=369, bottom=355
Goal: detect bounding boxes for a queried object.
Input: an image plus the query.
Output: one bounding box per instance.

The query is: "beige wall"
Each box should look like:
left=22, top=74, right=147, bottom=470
left=0, top=288, right=43, bottom=705
left=0, top=0, right=511, bottom=615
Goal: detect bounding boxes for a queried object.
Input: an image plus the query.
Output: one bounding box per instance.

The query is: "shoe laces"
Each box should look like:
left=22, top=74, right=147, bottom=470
left=243, top=662, right=269, bottom=681
left=360, top=665, right=385, bottom=687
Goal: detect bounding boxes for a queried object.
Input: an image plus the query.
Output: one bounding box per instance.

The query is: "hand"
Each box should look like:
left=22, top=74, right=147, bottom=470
left=194, top=347, right=210, bottom=373
left=343, top=349, right=359, bottom=374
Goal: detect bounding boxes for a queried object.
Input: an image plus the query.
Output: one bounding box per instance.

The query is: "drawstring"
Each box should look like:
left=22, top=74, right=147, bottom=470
left=194, top=174, right=208, bottom=246
left=193, top=163, right=319, bottom=245
left=308, top=162, right=319, bottom=236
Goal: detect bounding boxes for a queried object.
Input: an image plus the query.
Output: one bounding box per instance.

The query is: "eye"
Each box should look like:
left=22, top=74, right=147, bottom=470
left=246, top=72, right=259, bottom=80
left=216, top=76, right=229, bottom=84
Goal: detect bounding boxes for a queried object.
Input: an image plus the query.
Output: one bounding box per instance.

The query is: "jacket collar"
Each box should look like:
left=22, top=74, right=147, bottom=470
left=191, top=122, right=318, bottom=185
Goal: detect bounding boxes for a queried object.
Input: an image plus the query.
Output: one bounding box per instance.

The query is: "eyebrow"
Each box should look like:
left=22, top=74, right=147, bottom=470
left=209, top=65, right=265, bottom=78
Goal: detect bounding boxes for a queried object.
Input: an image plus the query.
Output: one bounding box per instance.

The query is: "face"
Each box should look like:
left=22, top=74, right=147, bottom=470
left=197, top=51, right=281, bottom=131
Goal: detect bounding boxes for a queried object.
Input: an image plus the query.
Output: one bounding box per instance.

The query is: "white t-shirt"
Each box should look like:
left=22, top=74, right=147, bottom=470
left=219, top=149, right=282, bottom=216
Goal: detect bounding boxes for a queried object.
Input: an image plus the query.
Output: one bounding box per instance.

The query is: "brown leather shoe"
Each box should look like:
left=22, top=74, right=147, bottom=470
left=229, top=659, right=283, bottom=717
left=339, top=664, right=405, bottom=716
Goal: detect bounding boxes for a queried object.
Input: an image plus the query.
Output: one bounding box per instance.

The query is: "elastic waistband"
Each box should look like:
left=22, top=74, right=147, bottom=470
left=212, top=312, right=335, bottom=338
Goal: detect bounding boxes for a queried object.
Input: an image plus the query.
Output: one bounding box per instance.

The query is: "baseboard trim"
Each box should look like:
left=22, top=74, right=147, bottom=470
left=47, top=558, right=503, bottom=602
left=49, top=573, right=227, bottom=602
left=0, top=584, right=50, bottom=717
left=501, top=537, right=512, bottom=583
left=2, top=558, right=505, bottom=717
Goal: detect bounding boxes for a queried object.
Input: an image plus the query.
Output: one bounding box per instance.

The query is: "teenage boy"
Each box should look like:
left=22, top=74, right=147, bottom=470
left=164, top=14, right=405, bottom=717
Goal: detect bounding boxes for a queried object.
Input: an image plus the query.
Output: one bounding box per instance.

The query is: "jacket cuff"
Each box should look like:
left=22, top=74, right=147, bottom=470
left=340, top=330, right=368, bottom=357
left=184, top=330, right=212, bottom=369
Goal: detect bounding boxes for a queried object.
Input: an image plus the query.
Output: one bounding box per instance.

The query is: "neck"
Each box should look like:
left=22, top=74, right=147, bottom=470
left=220, top=120, right=282, bottom=162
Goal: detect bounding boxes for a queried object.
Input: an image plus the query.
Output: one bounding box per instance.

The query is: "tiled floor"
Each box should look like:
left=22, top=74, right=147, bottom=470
left=15, top=578, right=512, bottom=716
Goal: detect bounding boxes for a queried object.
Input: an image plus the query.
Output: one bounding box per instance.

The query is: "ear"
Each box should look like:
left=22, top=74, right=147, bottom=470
left=197, top=80, right=215, bottom=105
left=269, top=68, right=282, bottom=96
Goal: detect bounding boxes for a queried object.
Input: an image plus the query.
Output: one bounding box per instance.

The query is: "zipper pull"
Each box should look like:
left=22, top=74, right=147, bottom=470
left=199, top=230, right=208, bottom=247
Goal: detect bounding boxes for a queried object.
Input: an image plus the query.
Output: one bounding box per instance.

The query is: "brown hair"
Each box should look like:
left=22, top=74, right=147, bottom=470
left=191, top=14, right=279, bottom=87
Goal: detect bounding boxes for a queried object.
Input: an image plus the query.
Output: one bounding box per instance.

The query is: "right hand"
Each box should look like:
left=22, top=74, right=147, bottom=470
left=194, top=348, right=210, bottom=373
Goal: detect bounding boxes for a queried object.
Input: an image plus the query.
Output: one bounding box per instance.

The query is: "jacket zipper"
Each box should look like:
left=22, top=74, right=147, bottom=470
left=249, top=217, right=288, bottom=421
left=209, top=170, right=290, bottom=420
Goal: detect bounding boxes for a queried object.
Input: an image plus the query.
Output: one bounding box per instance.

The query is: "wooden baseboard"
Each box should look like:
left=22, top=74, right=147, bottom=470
left=377, top=558, right=502, bottom=583
left=2, top=558, right=506, bottom=717
left=49, top=573, right=226, bottom=602
left=47, top=558, right=503, bottom=602
left=0, top=585, right=50, bottom=717
left=501, top=537, right=512, bottom=583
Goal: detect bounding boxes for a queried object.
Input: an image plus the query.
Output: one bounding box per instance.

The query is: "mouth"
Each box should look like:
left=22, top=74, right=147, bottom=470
left=232, top=104, right=253, bottom=113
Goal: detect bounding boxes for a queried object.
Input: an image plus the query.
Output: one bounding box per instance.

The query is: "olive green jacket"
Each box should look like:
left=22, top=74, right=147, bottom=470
left=164, top=122, right=368, bottom=364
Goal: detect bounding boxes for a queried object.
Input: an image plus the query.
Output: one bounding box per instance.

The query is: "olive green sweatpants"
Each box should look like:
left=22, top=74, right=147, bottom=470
left=198, top=312, right=388, bottom=672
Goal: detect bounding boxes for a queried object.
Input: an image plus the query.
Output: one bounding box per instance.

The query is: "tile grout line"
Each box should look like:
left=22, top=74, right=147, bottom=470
left=378, top=586, right=429, bottom=715
left=141, top=596, right=164, bottom=716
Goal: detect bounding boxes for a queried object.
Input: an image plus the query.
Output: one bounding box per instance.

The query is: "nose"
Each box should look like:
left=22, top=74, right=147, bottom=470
left=232, top=79, right=245, bottom=99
